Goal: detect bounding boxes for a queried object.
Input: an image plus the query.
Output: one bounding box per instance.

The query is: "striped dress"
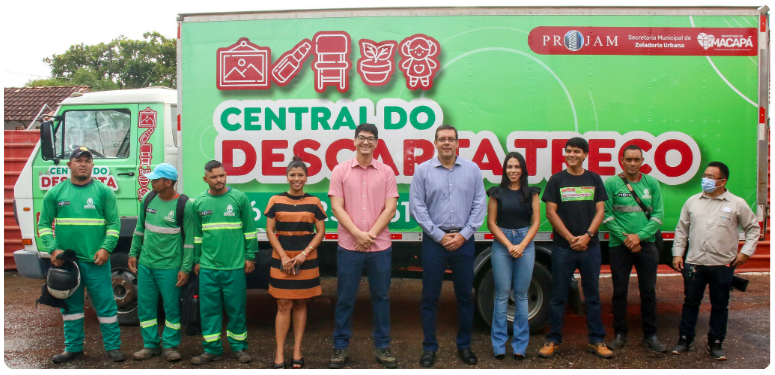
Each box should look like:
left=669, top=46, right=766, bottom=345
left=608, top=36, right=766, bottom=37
left=264, top=192, right=326, bottom=299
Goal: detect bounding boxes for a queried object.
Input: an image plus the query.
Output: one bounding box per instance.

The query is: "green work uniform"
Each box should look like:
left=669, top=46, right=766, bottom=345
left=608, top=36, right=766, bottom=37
left=128, top=193, right=195, bottom=349
left=193, top=188, right=257, bottom=354
left=602, top=174, right=665, bottom=247
left=37, top=179, right=121, bottom=353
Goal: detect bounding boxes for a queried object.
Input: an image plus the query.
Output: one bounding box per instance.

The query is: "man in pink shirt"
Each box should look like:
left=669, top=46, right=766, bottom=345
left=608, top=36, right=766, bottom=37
left=328, top=123, right=399, bottom=369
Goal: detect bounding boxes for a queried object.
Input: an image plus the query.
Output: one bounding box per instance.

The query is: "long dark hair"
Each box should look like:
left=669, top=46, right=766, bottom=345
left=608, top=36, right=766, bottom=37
left=499, top=151, right=535, bottom=213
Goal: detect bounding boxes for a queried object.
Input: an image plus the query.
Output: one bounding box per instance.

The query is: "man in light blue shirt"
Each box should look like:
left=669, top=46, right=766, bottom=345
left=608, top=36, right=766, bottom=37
left=409, top=124, right=486, bottom=368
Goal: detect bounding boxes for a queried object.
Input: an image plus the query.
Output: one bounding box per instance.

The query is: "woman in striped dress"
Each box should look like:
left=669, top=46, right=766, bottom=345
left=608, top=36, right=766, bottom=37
left=265, top=156, right=326, bottom=369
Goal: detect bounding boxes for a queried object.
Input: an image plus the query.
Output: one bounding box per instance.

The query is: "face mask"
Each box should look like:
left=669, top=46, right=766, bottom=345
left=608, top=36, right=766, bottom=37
left=701, top=177, right=718, bottom=193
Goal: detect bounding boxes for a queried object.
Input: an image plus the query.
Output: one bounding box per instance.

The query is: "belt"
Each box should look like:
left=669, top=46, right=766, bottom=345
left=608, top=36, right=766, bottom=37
left=441, top=228, right=461, bottom=234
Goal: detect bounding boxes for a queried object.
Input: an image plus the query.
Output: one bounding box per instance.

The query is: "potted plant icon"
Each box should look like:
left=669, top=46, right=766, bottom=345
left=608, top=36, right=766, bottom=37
left=357, top=39, right=398, bottom=86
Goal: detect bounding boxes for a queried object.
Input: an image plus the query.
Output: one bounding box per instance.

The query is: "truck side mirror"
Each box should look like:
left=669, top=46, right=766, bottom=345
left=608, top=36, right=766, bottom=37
left=40, top=121, right=57, bottom=161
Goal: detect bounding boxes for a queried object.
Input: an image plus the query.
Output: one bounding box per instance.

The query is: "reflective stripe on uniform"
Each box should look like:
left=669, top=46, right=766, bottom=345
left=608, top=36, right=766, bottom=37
left=194, top=237, right=202, bottom=244
left=55, top=218, right=106, bottom=225
left=602, top=216, right=615, bottom=224
left=227, top=330, right=247, bottom=341
left=244, top=231, right=257, bottom=240
left=202, top=222, right=243, bottom=231
left=62, top=313, right=85, bottom=321
left=145, top=223, right=181, bottom=235
left=106, top=229, right=119, bottom=238
left=613, top=205, right=652, bottom=213
left=650, top=217, right=663, bottom=225
left=39, top=228, right=53, bottom=236
left=140, top=319, right=158, bottom=328
left=98, top=315, right=118, bottom=324
left=134, top=230, right=145, bottom=236
left=184, top=244, right=194, bottom=249
left=203, top=333, right=220, bottom=342
left=165, top=320, right=181, bottom=330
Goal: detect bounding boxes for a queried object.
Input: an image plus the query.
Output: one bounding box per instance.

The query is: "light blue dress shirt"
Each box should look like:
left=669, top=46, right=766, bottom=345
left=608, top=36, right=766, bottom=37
left=409, top=156, right=486, bottom=242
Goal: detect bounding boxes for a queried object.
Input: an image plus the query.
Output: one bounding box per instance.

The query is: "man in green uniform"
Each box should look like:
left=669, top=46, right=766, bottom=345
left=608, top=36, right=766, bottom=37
left=128, top=163, right=194, bottom=362
left=37, top=146, right=125, bottom=364
left=603, top=145, right=666, bottom=352
left=191, top=160, right=257, bottom=364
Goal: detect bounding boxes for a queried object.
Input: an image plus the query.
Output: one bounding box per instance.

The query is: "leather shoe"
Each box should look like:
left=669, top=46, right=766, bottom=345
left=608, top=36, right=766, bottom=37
left=107, top=349, right=126, bottom=362
left=458, top=348, right=478, bottom=365
left=419, top=351, right=436, bottom=368
left=641, top=336, right=668, bottom=353
left=608, top=333, right=628, bottom=350
left=52, top=351, right=83, bottom=364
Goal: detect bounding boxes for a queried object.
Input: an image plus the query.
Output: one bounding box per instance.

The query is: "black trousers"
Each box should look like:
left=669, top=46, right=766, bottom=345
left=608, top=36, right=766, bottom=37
left=678, top=263, right=735, bottom=344
left=609, top=242, right=659, bottom=338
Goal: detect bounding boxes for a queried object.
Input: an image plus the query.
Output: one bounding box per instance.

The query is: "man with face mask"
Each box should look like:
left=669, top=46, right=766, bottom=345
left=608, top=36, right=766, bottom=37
left=671, top=161, right=760, bottom=361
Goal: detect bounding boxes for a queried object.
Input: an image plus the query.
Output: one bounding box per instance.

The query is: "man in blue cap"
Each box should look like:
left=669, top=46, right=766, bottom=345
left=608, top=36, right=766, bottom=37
left=128, top=163, right=194, bottom=362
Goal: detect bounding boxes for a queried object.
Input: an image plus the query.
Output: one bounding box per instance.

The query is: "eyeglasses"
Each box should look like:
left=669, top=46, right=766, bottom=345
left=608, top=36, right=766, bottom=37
left=356, top=136, right=377, bottom=143
left=701, top=174, right=725, bottom=180
left=435, top=137, right=458, bottom=143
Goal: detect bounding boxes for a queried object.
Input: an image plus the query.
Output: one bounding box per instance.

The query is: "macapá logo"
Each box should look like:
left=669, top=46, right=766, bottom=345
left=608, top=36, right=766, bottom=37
left=212, top=99, right=701, bottom=186
left=216, top=32, right=441, bottom=91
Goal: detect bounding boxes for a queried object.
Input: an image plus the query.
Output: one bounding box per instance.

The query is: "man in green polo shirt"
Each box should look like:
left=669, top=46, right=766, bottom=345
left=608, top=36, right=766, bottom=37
left=37, top=146, right=124, bottom=364
left=191, top=160, right=257, bottom=365
left=128, top=163, right=194, bottom=362
left=603, top=144, right=666, bottom=353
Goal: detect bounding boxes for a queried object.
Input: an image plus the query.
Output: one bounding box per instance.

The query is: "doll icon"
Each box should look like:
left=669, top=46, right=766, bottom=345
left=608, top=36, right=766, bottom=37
left=398, top=34, right=441, bottom=90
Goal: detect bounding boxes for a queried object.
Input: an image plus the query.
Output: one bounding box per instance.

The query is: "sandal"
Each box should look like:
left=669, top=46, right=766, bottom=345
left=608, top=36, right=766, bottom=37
left=292, top=358, right=304, bottom=369
left=273, top=360, right=286, bottom=369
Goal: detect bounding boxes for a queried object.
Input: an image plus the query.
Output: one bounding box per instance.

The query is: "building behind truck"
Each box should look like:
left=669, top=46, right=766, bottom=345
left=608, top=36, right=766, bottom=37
left=13, top=6, right=770, bottom=331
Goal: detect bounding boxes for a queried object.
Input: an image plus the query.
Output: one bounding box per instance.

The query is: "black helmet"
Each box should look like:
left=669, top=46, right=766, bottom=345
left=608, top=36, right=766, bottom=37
left=46, top=260, right=81, bottom=299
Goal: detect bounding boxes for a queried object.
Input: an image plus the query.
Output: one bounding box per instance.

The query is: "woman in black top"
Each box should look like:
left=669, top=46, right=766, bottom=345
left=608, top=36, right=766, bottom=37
left=486, top=152, right=540, bottom=360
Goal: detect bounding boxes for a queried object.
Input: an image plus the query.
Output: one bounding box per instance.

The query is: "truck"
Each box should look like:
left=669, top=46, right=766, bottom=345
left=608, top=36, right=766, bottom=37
left=13, top=6, right=770, bottom=332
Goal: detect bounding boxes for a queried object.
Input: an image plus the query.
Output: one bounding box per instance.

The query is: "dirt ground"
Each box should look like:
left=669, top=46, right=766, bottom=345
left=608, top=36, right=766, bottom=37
left=3, top=271, right=770, bottom=369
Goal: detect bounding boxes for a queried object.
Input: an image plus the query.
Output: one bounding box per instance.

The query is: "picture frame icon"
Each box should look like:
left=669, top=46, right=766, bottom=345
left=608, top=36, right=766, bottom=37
left=217, top=37, right=272, bottom=90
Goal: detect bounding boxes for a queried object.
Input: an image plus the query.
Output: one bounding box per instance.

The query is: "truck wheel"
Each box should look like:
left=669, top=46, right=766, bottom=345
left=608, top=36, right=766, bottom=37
left=475, top=262, right=552, bottom=334
left=110, top=252, right=139, bottom=326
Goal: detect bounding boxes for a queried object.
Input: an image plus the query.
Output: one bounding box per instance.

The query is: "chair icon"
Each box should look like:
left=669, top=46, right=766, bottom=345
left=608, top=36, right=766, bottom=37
left=312, top=32, right=351, bottom=93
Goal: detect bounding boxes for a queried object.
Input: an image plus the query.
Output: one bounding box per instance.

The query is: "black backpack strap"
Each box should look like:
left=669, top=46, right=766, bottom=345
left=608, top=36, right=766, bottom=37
left=618, top=174, right=651, bottom=220
left=176, top=194, right=189, bottom=241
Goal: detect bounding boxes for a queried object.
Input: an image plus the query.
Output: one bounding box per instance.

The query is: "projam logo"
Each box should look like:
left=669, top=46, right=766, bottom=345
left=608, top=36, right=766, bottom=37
left=147, top=208, right=157, bottom=214
left=697, top=33, right=753, bottom=50
left=84, top=198, right=96, bottom=210
left=564, top=30, right=585, bottom=51
left=224, top=204, right=236, bottom=216
left=57, top=201, right=70, bottom=207
left=164, top=210, right=175, bottom=223
left=617, top=192, right=632, bottom=198
left=199, top=210, right=213, bottom=217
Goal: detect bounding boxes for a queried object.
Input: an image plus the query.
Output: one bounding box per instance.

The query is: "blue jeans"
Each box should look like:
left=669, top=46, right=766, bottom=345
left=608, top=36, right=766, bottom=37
left=421, top=234, right=475, bottom=351
left=546, top=244, right=606, bottom=344
left=333, top=246, right=392, bottom=349
left=490, top=227, right=535, bottom=356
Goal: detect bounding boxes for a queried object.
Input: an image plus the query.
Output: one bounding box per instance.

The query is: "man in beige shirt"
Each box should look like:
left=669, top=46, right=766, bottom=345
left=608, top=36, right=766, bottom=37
left=671, top=162, right=760, bottom=361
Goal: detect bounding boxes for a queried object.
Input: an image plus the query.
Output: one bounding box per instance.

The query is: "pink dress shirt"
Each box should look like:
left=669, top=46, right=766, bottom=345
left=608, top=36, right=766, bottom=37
left=328, top=157, right=399, bottom=252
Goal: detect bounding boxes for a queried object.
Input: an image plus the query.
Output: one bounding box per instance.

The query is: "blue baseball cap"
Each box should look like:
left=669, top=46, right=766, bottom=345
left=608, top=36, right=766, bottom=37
left=146, top=163, right=178, bottom=181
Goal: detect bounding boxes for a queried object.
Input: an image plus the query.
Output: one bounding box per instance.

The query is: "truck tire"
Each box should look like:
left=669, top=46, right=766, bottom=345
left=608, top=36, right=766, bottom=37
left=110, top=252, right=140, bottom=326
left=475, top=262, right=552, bottom=334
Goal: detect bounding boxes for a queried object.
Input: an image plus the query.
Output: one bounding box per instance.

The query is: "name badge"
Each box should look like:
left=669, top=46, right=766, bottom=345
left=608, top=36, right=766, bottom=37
left=723, top=207, right=732, bottom=212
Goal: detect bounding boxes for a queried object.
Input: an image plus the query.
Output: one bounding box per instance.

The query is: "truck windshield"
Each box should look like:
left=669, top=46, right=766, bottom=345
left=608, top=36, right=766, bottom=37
left=53, top=109, right=132, bottom=159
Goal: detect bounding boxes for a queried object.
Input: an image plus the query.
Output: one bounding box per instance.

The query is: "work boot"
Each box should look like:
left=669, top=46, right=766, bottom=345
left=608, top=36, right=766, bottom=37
left=52, top=351, right=83, bottom=364
left=708, top=341, right=727, bottom=361
left=457, top=348, right=478, bottom=365
left=132, top=347, right=161, bottom=360
left=374, top=347, right=397, bottom=368
left=191, top=352, right=222, bottom=365
left=419, top=351, right=436, bottom=368
left=671, top=336, right=694, bottom=355
left=233, top=350, right=253, bottom=363
left=537, top=342, right=561, bottom=358
left=107, top=349, right=126, bottom=362
left=163, top=348, right=181, bottom=362
left=329, top=348, right=349, bottom=369
left=608, top=333, right=628, bottom=350
left=587, top=342, right=614, bottom=359
left=641, top=336, right=668, bottom=353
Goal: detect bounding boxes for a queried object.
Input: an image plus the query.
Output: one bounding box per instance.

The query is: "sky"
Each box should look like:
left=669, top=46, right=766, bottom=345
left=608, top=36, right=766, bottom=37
left=2, top=0, right=771, bottom=88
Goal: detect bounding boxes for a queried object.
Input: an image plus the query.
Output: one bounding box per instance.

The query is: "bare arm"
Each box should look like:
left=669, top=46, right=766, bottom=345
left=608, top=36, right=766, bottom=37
left=487, top=198, right=511, bottom=249
left=521, top=194, right=541, bottom=246
left=546, top=201, right=573, bottom=243
left=588, top=201, right=606, bottom=234
left=266, top=217, right=292, bottom=273
left=368, top=198, right=398, bottom=238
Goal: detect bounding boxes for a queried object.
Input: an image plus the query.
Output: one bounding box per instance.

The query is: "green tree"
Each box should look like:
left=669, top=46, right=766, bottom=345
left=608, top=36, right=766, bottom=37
left=29, top=31, right=176, bottom=91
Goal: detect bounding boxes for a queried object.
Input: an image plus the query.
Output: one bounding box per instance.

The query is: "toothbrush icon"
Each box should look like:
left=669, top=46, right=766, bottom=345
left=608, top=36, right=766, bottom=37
left=271, top=39, right=312, bottom=85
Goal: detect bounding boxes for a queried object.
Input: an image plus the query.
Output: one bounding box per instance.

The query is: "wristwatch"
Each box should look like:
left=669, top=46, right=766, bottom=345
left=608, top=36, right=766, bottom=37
left=586, top=230, right=595, bottom=239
